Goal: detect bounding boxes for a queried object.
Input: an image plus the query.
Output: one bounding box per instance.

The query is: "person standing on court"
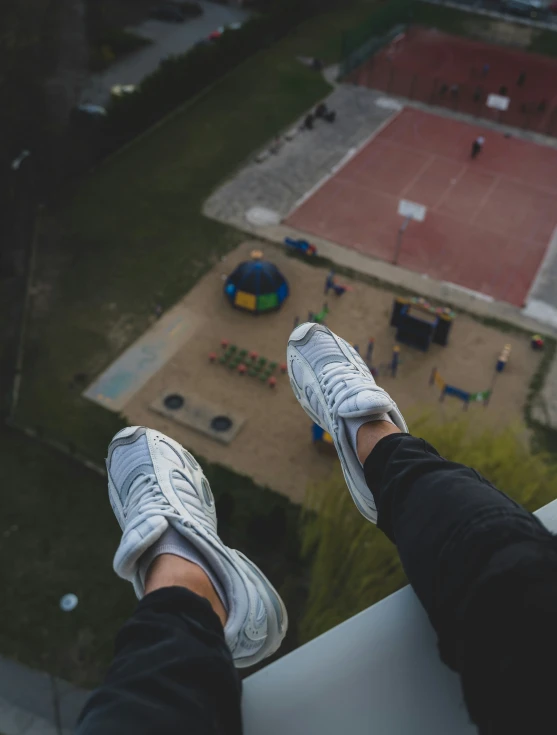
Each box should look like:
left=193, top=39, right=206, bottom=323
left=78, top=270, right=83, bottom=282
left=471, top=135, right=485, bottom=159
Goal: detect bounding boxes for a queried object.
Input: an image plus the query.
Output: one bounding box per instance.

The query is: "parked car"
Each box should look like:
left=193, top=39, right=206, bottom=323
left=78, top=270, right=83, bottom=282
left=207, top=21, right=244, bottom=42
left=150, top=5, right=185, bottom=22
left=111, top=84, right=137, bottom=97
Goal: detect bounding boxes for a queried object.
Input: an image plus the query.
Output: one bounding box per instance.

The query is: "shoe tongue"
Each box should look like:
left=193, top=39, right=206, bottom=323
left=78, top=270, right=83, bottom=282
left=338, top=389, right=392, bottom=418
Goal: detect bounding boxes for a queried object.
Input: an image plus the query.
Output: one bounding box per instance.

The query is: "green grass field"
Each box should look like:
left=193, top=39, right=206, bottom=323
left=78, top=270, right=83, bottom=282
left=0, top=426, right=306, bottom=686
left=17, top=0, right=379, bottom=459
left=4, top=0, right=374, bottom=683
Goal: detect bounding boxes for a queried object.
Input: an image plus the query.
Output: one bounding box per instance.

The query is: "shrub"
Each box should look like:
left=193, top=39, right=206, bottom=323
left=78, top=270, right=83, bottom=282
left=298, top=416, right=557, bottom=643
left=90, top=28, right=152, bottom=71
left=101, top=0, right=340, bottom=153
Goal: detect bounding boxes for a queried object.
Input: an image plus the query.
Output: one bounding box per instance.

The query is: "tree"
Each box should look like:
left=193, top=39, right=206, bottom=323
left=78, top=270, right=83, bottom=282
left=299, top=416, right=557, bottom=644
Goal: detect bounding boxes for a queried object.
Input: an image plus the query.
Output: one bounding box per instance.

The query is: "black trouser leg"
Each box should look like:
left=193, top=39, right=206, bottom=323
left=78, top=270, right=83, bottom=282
left=363, top=434, right=554, bottom=730
left=76, top=587, right=242, bottom=735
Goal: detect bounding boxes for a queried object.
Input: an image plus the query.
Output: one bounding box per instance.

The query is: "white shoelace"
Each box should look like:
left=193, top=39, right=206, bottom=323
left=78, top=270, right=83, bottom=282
left=321, top=362, right=374, bottom=413
left=125, top=475, right=178, bottom=528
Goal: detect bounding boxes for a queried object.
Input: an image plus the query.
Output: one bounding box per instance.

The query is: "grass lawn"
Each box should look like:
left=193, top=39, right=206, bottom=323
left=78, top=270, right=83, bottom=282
left=17, top=0, right=379, bottom=460
left=4, top=1, right=375, bottom=683
left=0, top=426, right=306, bottom=686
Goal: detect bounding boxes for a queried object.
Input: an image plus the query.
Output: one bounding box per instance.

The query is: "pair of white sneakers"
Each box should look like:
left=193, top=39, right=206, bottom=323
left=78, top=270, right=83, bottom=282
left=108, top=323, right=407, bottom=668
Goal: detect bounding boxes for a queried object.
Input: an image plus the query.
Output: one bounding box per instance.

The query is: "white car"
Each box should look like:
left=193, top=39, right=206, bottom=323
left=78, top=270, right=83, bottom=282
left=111, top=84, right=137, bottom=97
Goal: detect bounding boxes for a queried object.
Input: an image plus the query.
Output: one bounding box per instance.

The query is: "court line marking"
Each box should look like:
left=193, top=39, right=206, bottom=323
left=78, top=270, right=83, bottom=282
left=470, top=174, right=501, bottom=224
left=399, top=154, right=436, bottom=199
left=349, top=135, right=557, bottom=198
left=431, top=163, right=467, bottom=212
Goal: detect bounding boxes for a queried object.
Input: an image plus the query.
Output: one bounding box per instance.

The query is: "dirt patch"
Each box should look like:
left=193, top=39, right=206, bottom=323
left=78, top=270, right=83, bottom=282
left=123, top=241, right=542, bottom=503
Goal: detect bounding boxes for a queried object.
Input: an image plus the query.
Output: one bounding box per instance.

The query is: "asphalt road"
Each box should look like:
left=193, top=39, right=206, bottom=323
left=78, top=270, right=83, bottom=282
left=81, top=1, right=250, bottom=106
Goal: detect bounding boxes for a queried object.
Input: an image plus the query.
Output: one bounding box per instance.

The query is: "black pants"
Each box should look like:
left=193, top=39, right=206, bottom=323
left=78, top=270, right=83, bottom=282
left=76, top=435, right=554, bottom=735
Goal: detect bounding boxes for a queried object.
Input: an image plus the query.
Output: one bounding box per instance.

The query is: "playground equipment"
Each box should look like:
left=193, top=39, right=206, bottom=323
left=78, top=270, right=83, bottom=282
left=365, top=338, right=375, bottom=364
left=312, top=422, right=335, bottom=450
left=324, top=270, right=351, bottom=297
left=375, top=346, right=403, bottom=378
left=224, top=250, right=289, bottom=313
left=496, top=344, right=511, bottom=373
left=389, top=346, right=400, bottom=377
left=364, top=338, right=402, bottom=379
left=429, top=368, right=491, bottom=409
left=531, top=334, right=545, bottom=350
left=284, top=237, right=317, bottom=256
left=210, top=342, right=281, bottom=388
left=391, top=297, right=455, bottom=351
left=308, top=303, right=329, bottom=324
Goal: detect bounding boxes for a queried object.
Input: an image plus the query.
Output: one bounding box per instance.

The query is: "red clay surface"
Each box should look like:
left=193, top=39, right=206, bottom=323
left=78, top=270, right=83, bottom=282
left=353, top=27, right=557, bottom=133
left=285, top=107, right=557, bottom=306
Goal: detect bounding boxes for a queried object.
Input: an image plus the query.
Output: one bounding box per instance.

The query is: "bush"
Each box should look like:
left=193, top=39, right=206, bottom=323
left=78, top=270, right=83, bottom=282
left=101, top=0, right=340, bottom=154
left=90, top=28, right=152, bottom=71
left=176, top=1, right=203, bottom=18
left=298, top=416, right=557, bottom=643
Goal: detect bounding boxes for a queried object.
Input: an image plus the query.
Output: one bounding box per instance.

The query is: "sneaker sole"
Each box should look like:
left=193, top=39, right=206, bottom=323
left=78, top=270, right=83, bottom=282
left=233, top=550, right=288, bottom=668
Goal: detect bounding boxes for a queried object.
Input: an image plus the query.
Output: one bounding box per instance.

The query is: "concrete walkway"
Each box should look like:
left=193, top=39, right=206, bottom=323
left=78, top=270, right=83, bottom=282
left=81, top=1, right=250, bottom=106
left=0, top=657, right=89, bottom=735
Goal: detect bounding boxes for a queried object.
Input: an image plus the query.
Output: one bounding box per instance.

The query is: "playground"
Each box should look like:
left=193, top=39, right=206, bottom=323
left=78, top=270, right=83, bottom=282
left=352, top=27, right=557, bottom=133
left=89, top=241, right=543, bottom=503
left=286, top=106, right=557, bottom=307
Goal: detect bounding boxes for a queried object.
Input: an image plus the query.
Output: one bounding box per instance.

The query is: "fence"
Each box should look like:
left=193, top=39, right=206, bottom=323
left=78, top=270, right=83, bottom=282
left=349, top=60, right=557, bottom=137
left=340, top=0, right=414, bottom=77
left=420, top=0, right=557, bottom=30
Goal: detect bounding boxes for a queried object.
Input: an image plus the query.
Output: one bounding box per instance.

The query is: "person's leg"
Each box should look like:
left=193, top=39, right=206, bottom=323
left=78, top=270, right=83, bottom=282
left=360, top=421, right=557, bottom=732
left=287, top=323, right=557, bottom=734
left=77, top=557, right=239, bottom=735
left=77, top=426, right=288, bottom=735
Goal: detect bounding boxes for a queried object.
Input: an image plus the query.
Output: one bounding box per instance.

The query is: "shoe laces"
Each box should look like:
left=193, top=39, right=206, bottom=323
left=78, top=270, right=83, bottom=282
left=320, top=361, right=371, bottom=414
left=125, top=474, right=178, bottom=527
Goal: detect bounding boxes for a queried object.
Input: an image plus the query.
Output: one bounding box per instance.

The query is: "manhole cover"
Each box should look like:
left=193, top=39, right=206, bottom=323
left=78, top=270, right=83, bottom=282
left=164, top=394, right=184, bottom=410
left=211, top=415, right=233, bottom=432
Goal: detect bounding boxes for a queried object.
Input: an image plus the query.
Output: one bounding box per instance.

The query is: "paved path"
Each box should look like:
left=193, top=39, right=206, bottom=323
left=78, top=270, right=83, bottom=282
left=0, top=657, right=89, bottom=735
left=204, top=85, right=396, bottom=229
left=81, top=1, right=250, bottom=106
left=84, top=305, right=203, bottom=411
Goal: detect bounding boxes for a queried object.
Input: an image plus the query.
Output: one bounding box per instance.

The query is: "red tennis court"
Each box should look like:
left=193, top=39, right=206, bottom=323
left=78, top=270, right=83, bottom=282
left=285, top=107, right=557, bottom=306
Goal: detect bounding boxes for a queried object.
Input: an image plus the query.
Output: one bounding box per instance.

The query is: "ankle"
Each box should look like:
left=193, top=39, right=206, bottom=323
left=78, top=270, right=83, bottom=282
left=145, top=554, right=227, bottom=626
left=356, top=420, right=401, bottom=464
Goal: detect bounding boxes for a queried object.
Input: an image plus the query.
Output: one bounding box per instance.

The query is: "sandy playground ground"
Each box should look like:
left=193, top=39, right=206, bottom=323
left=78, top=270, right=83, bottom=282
left=122, top=241, right=542, bottom=503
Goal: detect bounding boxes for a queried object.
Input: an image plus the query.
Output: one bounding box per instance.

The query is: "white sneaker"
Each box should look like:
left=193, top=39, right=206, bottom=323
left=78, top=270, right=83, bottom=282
left=106, top=426, right=288, bottom=668
left=287, top=323, right=408, bottom=523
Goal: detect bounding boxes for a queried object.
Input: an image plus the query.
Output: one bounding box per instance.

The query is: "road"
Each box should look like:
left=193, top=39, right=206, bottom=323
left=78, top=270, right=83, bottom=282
left=80, top=1, right=250, bottom=106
